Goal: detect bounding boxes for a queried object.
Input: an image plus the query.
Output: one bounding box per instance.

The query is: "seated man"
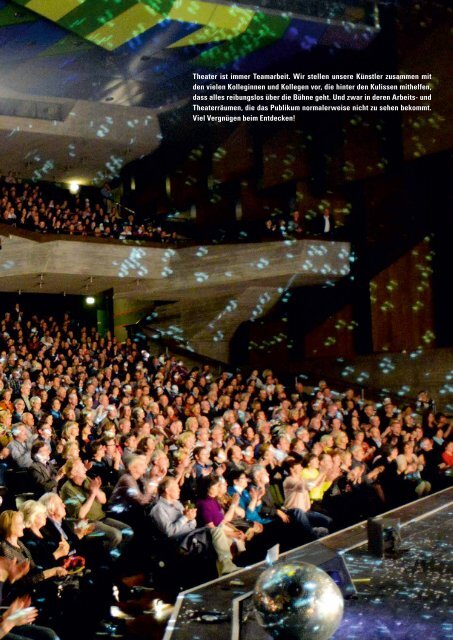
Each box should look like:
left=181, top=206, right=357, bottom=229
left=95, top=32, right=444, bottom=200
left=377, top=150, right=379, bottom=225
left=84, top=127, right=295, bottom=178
left=60, top=458, right=131, bottom=553
left=28, top=441, right=64, bottom=497
left=7, top=425, right=33, bottom=469
left=193, top=446, right=213, bottom=480
left=37, top=493, right=114, bottom=633
left=39, top=491, right=117, bottom=581
left=39, top=492, right=84, bottom=551
left=149, top=477, right=238, bottom=576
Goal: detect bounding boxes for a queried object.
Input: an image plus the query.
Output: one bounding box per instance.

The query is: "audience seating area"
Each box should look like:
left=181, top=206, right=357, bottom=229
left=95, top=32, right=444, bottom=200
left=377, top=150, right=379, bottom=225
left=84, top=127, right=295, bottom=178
left=0, top=304, right=451, bottom=639
left=0, top=174, right=344, bottom=246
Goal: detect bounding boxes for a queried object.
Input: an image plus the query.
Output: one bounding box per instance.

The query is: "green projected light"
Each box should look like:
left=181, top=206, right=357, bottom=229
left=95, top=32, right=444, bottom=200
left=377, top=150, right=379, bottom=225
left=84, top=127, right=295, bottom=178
left=12, top=0, right=256, bottom=50
left=11, top=0, right=378, bottom=54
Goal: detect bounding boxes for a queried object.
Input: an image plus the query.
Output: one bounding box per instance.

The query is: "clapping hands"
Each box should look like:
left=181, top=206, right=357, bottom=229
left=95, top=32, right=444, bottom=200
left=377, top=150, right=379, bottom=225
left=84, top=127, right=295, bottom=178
left=2, top=595, right=38, bottom=631
left=0, top=557, right=30, bottom=584
left=89, top=476, right=102, bottom=494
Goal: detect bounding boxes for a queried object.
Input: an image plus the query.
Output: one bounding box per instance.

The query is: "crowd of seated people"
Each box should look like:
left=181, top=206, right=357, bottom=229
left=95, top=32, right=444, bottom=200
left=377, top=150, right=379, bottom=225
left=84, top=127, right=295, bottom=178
left=1, top=174, right=346, bottom=246
left=0, top=304, right=451, bottom=637
left=264, top=207, right=338, bottom=240
left=0, top=175, right=178, bottom=244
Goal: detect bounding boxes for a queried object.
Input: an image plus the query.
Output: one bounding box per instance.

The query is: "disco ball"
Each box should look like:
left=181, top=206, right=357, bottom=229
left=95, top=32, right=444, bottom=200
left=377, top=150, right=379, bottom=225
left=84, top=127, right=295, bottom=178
left=253, top=562, right=344, bottom=640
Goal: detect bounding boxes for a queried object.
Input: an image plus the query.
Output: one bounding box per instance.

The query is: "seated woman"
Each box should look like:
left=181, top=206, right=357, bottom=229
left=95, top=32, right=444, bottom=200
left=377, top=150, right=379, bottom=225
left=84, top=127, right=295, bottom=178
left=61, top=422, right=79, bottom=445
left=196, top=476, right=247, bottom=550
left=108, top=455, right=155, bottom=531
left=282, top=459, right=332, bottom=541
left=396, top=442, right=431, bottom=498
left=77, top=419, right=94, bottom=459
left=216, top=476, right=262, bottom=539
left=301, top=454, right=329, bottom=503
left=53, top=440, right=79, bottom=470
left=227, top=470, right=265, bottom=524
left=18, top=500, right=108, bottom=637
left=0, top=510, right=67, bottom=601
left=225, top=446, right=246, bottom=482
left=19, top=501, right=70, bottom=571
left=196, top=476, right=263, bottom=553
left=135, top=436, right=156, bottom=468
left=86, top=440, right=111, bottom=487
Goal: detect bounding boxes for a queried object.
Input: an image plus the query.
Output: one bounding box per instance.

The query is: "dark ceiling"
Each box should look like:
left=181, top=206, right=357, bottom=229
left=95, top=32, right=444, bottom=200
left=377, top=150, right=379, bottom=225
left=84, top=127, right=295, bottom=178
left=1, top=0, right=378, bottom=109
left=0, top=0, right=450, bottom=187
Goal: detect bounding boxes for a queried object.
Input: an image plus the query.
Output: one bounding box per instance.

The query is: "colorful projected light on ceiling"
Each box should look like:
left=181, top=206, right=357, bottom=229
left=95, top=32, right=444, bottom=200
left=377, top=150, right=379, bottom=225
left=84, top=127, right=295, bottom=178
left=11, top=0, right=379, bottom=52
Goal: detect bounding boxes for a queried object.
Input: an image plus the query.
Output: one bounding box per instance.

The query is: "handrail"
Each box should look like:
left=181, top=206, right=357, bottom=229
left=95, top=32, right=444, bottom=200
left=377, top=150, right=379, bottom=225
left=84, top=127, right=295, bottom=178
left=0, top=221, right=349, bottom=249
left=0, top=223, right=183, bottom=248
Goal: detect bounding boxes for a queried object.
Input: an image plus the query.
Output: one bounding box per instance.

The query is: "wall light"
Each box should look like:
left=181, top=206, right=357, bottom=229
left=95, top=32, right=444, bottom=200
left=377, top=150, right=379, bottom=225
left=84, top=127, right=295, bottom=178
left=85, top=296, right=95, bottom=305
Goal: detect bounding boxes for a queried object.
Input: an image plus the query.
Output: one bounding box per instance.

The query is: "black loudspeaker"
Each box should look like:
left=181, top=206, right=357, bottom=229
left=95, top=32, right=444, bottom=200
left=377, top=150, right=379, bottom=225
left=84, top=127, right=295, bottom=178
left=367, top=517, right=401, bottom=557
left=318, top=552, right=357, bottom=599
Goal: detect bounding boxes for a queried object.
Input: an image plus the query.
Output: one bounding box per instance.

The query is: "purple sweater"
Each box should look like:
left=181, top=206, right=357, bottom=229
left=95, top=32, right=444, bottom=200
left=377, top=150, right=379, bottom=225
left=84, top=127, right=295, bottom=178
left=196, top=497, right=225, bottom=527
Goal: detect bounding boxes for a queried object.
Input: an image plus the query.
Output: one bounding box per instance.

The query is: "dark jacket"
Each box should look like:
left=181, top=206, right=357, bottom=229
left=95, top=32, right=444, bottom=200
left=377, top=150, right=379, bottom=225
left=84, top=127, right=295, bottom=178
left=28, top=460, right=58, bottom=497
left=40, top=518, right=78, bottom=556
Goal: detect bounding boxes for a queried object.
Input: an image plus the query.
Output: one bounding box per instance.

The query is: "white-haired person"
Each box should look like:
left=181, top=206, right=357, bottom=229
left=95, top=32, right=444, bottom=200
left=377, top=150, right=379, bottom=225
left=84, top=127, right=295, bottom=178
left=18, top=500, right=106, bottom=638
left=108, top=455, right=156, bottom=532
left=19, top=501, right=70, bottom=572
left=38, top=494, right=114, bottom=634
left=38, top=494, right=74, bottom=550
left=38, top=493, right=95, bottom=556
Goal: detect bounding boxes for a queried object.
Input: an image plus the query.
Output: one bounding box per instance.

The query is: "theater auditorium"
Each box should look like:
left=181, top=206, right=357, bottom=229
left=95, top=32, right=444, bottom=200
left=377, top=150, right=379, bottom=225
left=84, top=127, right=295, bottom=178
left=0, top=0, right=451, bottom=639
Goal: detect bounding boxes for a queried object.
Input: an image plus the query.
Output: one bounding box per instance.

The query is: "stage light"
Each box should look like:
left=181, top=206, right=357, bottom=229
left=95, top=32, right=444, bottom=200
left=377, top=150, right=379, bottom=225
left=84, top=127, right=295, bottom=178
left=69, top=181, right=80, bottom=194
left=85, top=296, right=95, bottom=305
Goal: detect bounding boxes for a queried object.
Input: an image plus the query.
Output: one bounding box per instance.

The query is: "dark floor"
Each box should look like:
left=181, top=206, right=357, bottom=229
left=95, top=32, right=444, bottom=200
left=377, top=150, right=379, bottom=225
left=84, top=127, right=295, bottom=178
left=162, top=488, right=453, bottom=640
left=239, top=505, right=453, bottom=640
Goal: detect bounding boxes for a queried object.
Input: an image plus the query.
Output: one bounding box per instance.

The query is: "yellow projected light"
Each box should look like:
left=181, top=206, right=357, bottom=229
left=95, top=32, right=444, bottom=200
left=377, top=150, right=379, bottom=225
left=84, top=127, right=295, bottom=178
left=87, top=3, right=163, bottom=51
left=14, top=0, right=255, bottom=50
left=26, top=0, right=82, bottom=22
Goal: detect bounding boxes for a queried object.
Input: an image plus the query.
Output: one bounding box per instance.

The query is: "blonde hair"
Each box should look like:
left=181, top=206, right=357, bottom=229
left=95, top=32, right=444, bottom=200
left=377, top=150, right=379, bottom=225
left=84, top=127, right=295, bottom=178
left=184, top=417, right=198, bottom=431
left=173, top=449, right=187, bottom=463
left=334, top=432, right=348, bottom=446
left=177, top=431, right=195, bottom=447
left=63, top=441, right=79, bottom=460
left=62, top=421, right=79, bottom=439
left=0, top=510, right=19, bottom=538
left=19, top=500, right=47, bottom=528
